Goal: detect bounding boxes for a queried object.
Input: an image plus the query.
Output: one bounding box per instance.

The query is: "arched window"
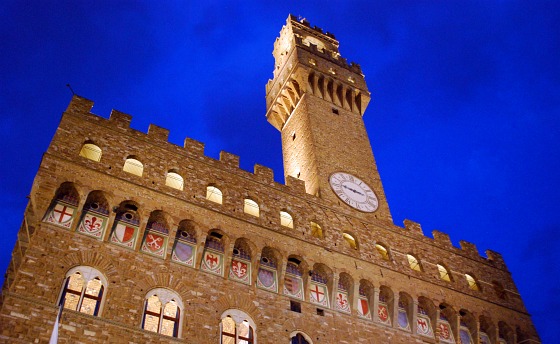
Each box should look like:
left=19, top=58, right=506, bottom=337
left=310, top=221, right=323, bottom=239
left=59, top=266, right=106, bottom=316
left=220, top=309, right=256, bottom=344
left=206, top=185, right=223, bottom=204
left=407, top=254, right=422, bottom=272
left=123, top=157, right=143, bottom=176
left=165, top=171, right=184, bottom=190
left=140, top=211, right=170, bottom=258
left=142, top=288, right=183, bottom=337
left=280, top=211, right=293, bottom=228
left=244, top=198, right=259, bottom=217
left=375, top=243, right=390, bottom=260
left=290, top=332, right=312, bottom=344
left=79, top=142, right=102, bottom=162
left=465, top=274, right=480, bottom=291
left=342, top=232, right=358, bottom=250
left=437, top=264, right=452, bottom=282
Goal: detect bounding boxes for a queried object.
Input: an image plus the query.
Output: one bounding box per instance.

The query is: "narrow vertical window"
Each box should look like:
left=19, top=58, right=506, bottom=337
left=343, top=232, right=358, bottom=250
left=437, top=264, right=452, bottom=282
left=407, top=254, right=421, bottom=272
left=310, top=222, right=323, bottom=239
left=375, top=244, right=390, bottom=261
left=79, top=142, right=102, bottom=162
left=465, top=274, right=480, bottom=291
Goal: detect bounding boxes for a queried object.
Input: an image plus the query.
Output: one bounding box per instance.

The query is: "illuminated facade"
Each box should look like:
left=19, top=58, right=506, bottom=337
left=0, top=15, right=540, bottom=343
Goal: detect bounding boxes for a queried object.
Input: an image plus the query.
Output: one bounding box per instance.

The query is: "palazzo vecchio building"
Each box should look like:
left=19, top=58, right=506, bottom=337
left=0, top=15, right=540, bottom=344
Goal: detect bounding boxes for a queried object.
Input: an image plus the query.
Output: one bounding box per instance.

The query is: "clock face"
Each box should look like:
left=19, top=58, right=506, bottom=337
left=329, top=172, right=379, bottom=212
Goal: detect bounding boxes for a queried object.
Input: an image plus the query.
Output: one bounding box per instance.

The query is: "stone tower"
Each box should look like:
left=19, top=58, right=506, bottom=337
left=265, top=15, right=391, bottom=222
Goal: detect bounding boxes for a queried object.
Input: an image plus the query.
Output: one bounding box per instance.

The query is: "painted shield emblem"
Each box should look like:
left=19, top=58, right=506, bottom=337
left=398, top=309, right=410, bottom=330
left=460, top=329, right=472, bottom=344
left=257, top=268, right=274, bottom=288
left=231, top=260, right=248, bottom=279
left=204, top=252, right=220, bottom=270
left=53, top=203, right=74, bottom=224
left=378, top=304, right=389, bottom=322
left=336, top=292, right=350, bottom=313
left=174, top=242, right=193, bottom=262
left=417, top=317, right=431, bottom=335
left=439, top=323, right=453, bottom=342
left=145, top=233, right=164, bottom=252
left=284, top=276, right=301, bottom=295
left=358, top=298, right=370, bottom=317
left=83, top=214, right=102, bottom=232
left=115, top=223, right=135, bottom=243
left=309, top=283, right=327, bottom=305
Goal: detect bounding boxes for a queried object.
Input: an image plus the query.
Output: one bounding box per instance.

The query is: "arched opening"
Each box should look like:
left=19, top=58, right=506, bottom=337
left=171, top=220, right=197, bottom=267
left=77, top=190, right=110, bottom=239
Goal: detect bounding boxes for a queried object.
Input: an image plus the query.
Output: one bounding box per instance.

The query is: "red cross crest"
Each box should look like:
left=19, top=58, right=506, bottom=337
left=310, top=284, right=325, bottom=303
left=53, top=204, right=74, bottom=223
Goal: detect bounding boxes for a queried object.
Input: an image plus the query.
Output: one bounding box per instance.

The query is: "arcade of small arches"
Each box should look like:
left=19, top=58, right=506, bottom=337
left=43, top=181, right=529, bottom=343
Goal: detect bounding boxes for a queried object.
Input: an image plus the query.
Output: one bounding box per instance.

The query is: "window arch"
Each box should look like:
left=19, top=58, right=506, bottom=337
left=220, top=309, right=256, bottom=344
left=165, top=171, right=184, bottom=190
left=375, top=243, right=390, bottom=261
left=79, top=142, right=102, bottom=162
left=123, top=156, right=143, bottom=176
left=142, top=288, right=183, bottom=337
left=59, top=266, right=107, bottom=316
left=290, top=332, right=312, bottom=344
left=280, top=211, right=293, bottom=228
left=437, top=264, right=452, bottom=282
left=342, top=232, right=358, bottom=250
left=244, top=198, right=259, bottom=217
left=407, top=254, right=422, bottom=272
left=465, top=274, right=480, bottom=291
left=206, top=185, right=223, bottom=204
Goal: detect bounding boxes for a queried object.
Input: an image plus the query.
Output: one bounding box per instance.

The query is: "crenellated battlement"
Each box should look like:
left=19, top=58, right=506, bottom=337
left=62, top=95, right=507, bottom=269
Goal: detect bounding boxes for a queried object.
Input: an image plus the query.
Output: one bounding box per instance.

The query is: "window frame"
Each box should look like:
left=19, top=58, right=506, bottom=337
left=141, top=288, right=184, bottom=338
left=58, top=266, right=107, bottom=316
left=220, top=309, right=257, bottom=344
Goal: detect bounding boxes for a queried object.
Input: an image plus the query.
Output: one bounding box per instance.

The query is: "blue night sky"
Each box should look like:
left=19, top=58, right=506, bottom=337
left=1, top=1, right=558, bottom=342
